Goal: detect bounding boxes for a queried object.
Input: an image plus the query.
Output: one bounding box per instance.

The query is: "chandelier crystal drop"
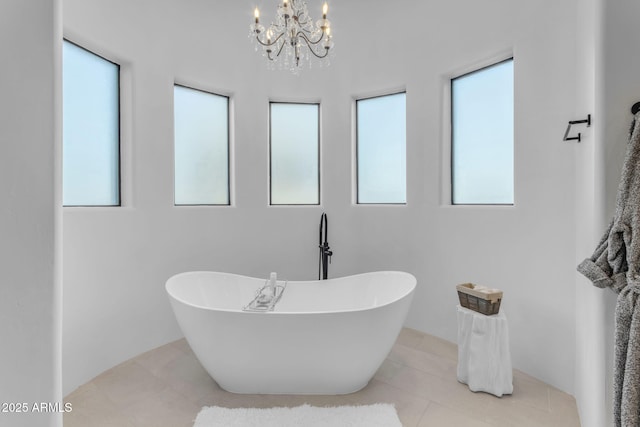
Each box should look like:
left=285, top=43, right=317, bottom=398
left=249, top=0, right=334, bottom=73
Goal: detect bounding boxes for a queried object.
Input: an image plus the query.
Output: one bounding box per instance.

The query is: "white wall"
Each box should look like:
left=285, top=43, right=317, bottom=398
left=573, top=0, right=608, bottom=423
left=63, top=0, right=580, bottom=396
left=0, top=1, right=62, bottom=426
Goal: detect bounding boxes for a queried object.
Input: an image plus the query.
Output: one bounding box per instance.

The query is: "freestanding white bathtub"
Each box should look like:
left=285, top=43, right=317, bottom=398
left=166, top=271, right=416, bottom=394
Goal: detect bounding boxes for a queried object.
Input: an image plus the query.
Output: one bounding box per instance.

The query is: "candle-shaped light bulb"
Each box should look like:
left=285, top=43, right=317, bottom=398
left=283, top=0, right=288, bottom=7
left=322, top=2, right=328, bottom=19
left=267, top=29, right=272, bottom=43
left=254, top=7, right=260, bottom=23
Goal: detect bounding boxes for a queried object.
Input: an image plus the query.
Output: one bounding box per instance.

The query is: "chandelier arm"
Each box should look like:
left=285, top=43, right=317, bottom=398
left=298, top=31, right=326, bottom=46
left=297, top=35, right=330, bottom=59
left=255, top=31, right=286, bottom=47
left=297, top=17, right=312, bottom=26
left=309, top=46, right=330, bottom=59
left=270, top=39, right=286, bottom=59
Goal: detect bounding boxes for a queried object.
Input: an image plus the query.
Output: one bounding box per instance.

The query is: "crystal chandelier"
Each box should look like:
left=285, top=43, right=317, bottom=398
left=249, top=0, right=334, bottom=72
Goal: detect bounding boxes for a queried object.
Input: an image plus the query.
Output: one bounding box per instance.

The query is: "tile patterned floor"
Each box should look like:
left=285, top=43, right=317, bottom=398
left=64, top=328, right=581, bottom=426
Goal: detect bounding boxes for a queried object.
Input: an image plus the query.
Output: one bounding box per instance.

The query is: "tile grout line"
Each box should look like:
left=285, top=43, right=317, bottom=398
left=414, top=400, right=433, bottom=427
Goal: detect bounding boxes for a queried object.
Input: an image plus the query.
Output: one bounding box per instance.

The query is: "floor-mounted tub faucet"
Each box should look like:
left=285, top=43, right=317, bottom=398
left=319, top=212, right=332, bottom=280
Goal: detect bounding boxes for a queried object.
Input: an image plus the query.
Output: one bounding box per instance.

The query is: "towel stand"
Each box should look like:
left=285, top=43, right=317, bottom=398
left=563, top=114, right=591, bottom=143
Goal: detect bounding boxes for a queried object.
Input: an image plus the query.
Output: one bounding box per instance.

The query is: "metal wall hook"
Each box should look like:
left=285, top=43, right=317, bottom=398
left=563, top=114, right=591, bottom=142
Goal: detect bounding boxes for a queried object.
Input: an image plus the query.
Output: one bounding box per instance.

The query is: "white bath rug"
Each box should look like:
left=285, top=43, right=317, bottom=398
left=193, top=403, right=402, bottom=427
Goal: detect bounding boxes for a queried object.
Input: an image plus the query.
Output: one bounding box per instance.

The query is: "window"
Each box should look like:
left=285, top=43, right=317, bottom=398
left=63, top=40, right=120, bottom=206
left=451, top=58, right=514, bottom=205
left=174, top=85, right=230, bottom=205
left=356, top=92, right=406, bottom=204
left=270, top=102, right=320, bottom=205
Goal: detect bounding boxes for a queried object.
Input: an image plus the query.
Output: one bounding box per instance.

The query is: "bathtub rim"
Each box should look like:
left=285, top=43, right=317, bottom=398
left=165, top=270, right=416, bottom=315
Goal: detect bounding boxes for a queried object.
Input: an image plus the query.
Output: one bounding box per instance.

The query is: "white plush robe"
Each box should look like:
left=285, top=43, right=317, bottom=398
left=578, top=112, right=640, bottom=427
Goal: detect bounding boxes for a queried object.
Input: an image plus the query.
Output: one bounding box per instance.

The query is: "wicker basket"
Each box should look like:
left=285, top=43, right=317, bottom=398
left=457, top=283, right=502, bottom=315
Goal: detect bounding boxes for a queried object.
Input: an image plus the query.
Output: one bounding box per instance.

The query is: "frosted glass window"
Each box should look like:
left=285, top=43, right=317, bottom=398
left=452, top=59, right=514, bottom=205
left=63, top=40, right=120, bottom=206
left=270, top=103, right=319, bottom=205
left=174, top=85, right=230, bottom=205
left=357, top=92, right=406, bottom=204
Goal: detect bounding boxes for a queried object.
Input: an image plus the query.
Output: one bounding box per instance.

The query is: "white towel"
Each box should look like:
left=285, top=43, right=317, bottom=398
left=457, top=305, right=513, bottom=397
